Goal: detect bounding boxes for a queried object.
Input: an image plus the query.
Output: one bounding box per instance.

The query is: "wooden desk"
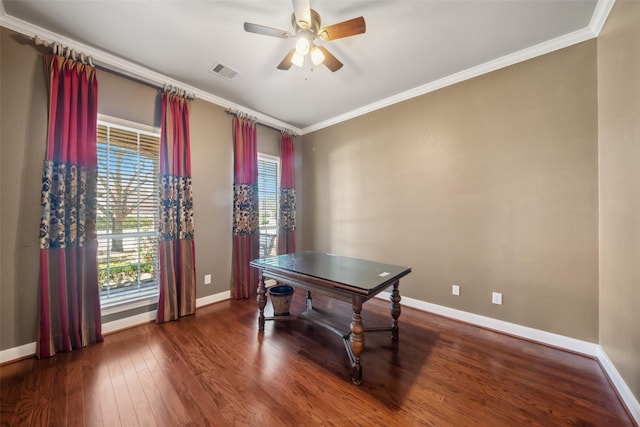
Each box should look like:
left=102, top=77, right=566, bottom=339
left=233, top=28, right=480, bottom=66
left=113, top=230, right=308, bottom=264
left=250, top=252, right=412, bottom=384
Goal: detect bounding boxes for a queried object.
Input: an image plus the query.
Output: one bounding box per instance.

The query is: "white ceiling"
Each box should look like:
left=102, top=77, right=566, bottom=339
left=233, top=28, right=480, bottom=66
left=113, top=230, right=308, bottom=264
left=1, top=0, right=610, bottom=134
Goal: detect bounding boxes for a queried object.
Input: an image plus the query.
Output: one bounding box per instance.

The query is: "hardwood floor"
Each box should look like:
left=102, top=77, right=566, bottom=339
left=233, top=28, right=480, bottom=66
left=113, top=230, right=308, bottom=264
left=1, top=289, right=635, bottom=426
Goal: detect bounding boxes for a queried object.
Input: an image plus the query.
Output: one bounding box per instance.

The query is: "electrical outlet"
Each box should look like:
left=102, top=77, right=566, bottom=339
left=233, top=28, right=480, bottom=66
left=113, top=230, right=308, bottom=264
left=452, top=284, right=460, bottom=296
left=204, top=274, right=212, bottom=285
left=492, top=292, right=503, bottom=305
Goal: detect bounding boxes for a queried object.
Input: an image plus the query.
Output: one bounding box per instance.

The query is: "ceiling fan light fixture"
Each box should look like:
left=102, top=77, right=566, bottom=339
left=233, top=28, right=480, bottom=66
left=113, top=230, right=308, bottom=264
left=292, top=51, right=305, bottom=67
left=295, top=36, right=311, bottom=55
left=310, top=46, right=325, bottom=65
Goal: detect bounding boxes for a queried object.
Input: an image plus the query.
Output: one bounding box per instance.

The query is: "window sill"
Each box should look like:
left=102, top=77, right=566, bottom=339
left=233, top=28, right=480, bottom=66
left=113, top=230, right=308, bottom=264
left=100, top=289, right=158, bottom=316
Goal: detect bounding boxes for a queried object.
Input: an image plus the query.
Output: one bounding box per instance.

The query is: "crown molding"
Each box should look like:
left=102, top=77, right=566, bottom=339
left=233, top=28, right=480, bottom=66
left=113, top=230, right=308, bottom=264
left=300, top=15, right=610, bottom=135
left=0, top=10, right=301, bottom=135
left=590, top=0, right=616, bottom=36
left=1, top=0, right=614, bottom=137
left=300, top=0, right=615, bottom=135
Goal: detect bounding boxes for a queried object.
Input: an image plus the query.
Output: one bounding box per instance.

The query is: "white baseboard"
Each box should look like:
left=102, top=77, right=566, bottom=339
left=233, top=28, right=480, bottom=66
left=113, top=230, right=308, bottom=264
left=376, top=292, right=599, bottom=356
left=0, top=290, right=231, bottom=364
left=598, top=346, right=640, bottom=425
left=101, top=309, right=158, bottom=335
left=0, top=341, right=36, bottom=364
left=196, top=290, right=231, bottom=307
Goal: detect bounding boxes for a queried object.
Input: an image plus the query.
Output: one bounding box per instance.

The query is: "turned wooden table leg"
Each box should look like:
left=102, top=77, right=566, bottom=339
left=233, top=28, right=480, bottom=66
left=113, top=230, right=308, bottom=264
left=350, top=297, right=365, bottom=385
left=257, top=274, right=267, bottom=331
left=390, top=280, right=401, bottom=341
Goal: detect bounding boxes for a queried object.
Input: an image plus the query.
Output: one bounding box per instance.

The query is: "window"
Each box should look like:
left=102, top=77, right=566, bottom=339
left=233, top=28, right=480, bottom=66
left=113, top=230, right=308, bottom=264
left=96, top=119, right=160, bottom=308
left=258, top=154, right=279, bottom=258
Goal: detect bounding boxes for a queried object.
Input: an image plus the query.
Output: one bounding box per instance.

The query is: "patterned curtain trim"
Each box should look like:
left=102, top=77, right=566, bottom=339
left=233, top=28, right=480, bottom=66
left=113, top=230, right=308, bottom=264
left=159, top=174, right=194, bottom=241
left=39, top=160, right=97, bottom=249
left=233, top=183, right=259, bottom=236
left=278, top=188, right=296, bottom=232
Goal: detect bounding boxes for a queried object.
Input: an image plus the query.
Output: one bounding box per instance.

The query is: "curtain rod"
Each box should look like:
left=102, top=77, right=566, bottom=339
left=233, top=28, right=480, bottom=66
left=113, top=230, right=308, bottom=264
left=33, top=34, right=195, bottom=100
left=23, top=31, right=299, bottom=133
left=34, top=35, right=95, bottom=66
left=225, top=109, right=296, bottom=136
left=163, top=84, right=195, bottom=101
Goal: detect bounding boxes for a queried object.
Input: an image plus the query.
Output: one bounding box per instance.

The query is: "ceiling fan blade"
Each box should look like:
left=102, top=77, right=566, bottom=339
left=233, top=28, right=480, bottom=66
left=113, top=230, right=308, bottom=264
left=244, top=22, right=292, bottom=39
left=316, top=46, right=343, bottom=72
left=318, top=16, right=366, bottom=41
left=277, top=49, right=296, bottom=70
left=292, top=0, right=312, bottom=29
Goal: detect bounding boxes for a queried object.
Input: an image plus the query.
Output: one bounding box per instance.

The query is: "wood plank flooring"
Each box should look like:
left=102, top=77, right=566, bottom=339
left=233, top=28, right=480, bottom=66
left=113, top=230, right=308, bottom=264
left=1, top=289, right=635, bottom=426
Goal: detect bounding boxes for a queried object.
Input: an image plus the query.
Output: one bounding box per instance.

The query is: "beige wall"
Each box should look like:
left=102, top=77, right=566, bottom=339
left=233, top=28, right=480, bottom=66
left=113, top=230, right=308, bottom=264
left=598, top=0, right=640, bottom=400
left=301, top=40, right=599, bottom=342
left=1, top=28, right=48, bottom=349
left=0, top=27, right=287, bottom=349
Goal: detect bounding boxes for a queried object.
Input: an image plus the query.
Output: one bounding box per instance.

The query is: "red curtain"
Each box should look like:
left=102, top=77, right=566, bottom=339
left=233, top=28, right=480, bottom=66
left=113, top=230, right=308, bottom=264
left=277, top=133, right=296, bottom=254
left=37, top=55, right=102, bottom=358
left=230, top=117, right=260, bottom=299
left=157, top=93, right=196, bottom=323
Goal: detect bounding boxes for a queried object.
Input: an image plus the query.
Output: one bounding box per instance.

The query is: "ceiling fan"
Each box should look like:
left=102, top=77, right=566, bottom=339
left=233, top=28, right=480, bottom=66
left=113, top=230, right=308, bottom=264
left=243, top=0, right=366, bottom=72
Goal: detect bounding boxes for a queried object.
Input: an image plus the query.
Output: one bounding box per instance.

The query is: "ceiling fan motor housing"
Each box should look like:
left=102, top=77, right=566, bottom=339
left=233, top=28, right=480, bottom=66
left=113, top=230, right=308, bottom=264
left=292, top=9, right=322, bottom=35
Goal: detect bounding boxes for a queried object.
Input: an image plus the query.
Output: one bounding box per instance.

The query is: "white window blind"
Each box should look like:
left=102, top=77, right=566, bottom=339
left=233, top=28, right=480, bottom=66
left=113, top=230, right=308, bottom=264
left=258, top=154, right=279, bottom=258
left=96, top=121, right=160, bottom=306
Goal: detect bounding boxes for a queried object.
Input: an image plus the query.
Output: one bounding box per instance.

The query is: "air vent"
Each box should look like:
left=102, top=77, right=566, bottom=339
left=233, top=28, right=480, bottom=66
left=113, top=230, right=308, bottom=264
left=209, top=62, right=238, bottom=81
